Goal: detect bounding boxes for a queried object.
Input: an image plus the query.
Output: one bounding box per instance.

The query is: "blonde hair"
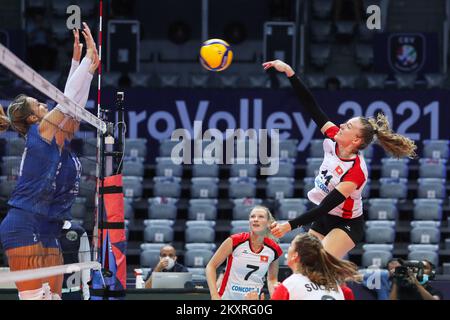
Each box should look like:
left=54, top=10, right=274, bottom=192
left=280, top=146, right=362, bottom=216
left=359, top=113, right=417, bottom=159
left=292, top=233, right=358, bottom=291
left=2, top=94, right=34, bottom=137
left=250, top=205, right=278, bottom=243
left=0, top=104, right=10, bottom=133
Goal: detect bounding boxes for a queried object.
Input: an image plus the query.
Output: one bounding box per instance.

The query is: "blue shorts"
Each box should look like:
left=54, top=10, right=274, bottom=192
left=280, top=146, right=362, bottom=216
left=0, top=208, right=40, bottom=250
left=39, top=220, right=63, bottom=249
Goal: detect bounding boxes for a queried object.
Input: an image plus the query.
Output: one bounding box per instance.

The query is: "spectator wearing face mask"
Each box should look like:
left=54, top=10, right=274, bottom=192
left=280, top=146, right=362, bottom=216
left=144, top=245, right=188, bottom=288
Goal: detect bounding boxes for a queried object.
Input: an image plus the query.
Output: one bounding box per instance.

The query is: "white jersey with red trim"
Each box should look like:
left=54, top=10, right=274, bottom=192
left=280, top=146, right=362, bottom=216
left=271, top=273, right=344, bottom=300
left=307, top=125, right=368, bottom=219
left=219, top=233, right=282, bottom=300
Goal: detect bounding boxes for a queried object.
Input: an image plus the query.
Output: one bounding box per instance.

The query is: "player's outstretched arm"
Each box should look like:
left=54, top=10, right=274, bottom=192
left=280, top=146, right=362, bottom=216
left=262, top=60, right=336, bottom=134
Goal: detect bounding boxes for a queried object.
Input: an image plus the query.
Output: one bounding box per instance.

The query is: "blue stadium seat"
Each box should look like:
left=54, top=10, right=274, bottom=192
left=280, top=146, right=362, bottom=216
left=310, top=44, right=331, bottom=68
left=278, top=244, right=290, bottom=266
left=379, top=178, right=408, bottom=199
left=278, top=199, right=308, bottom=220
left=184, top=248, right=214, bottom=268
left=361, top=144, right=374, bottom=159
left=266, top=177, right=295, bottom=199
left=419, top=159, right=447, bottom=179
left=185, top=221, right=216, bottom=243
left=280, top=225, right=305, bottom=243
left=413, top=199, right=443, bottom=221
left=192, top=161, right=219, bottom=178
left=143, top=220, right=174, bottom=243
left=82, top=138, right=98, bottom=157
left=71, top=197, right=87, bottom=220
left=232, top=198, right=263, bottom=220
left=362, top=244, right=394, bottom=268
left=122, top=176, right=143, bottom=198
left=125, top=138, right=147, bottom=158
left=156, top=157, right=183, bottom=177
left=124, top=197, right=134, bottom=220
left=312, top=0, right=333, bottom=18
left=229, top=161, right=258, bottom=177
left=355, top=44, right=374, bottom=68
left=306, top=158, right=323, bottom=177
left=228, top=177, right=257, bottom=199
left=310, top=21, right=332, bottom=42
left=153, top=176, right=181, bottom=198
left=230, top=220, right=249, bottom=234
left=279, top=139, right=299, bottom=159
left=303, top=177, right=315, bottom=198
left=80, top=156, right=97, bottom=177
left=365, top=221, right=396, bottom=244
left=410, top=221, right=441, bottom=244
left=381, top=158, right=409, bottom=178
left=367, top=198, right=398, bottom=220
left=148, top=197, right=178, bottom=220
left=159, top=139, right=180, bottom=157
left=408, top=244, right=439, bottom=267
left=188, top=199, right=218, bottom=221
left=140, top=243, right=167, bottom=268
left=309, top=139, right=324, bottom=158
left=3, top=137, right=25, bottom=156
left=272, top=158, right=295, bottom=178
left=123, top=158, right=145, bottom=177
left=417, top=178, right=446, bottom=199
left=191, top=177, right=219, bottom=198
left=423, top=140, right=449, bottom=159
left=361, top=179, right=371, bottom=198
left=0, top=156, right=21, bottom=176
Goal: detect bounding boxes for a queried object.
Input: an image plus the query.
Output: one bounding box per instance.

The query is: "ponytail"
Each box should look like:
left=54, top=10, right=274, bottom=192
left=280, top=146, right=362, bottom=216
left=360, top=113, right=417, bottom=159
left=0, top=104, right=11, bottom=133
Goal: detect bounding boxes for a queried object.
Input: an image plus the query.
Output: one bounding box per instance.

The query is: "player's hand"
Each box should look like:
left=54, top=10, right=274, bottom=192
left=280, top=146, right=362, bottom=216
left=82, top=22, right=96, bottom=60
left=262, top=60, right=295, bottom=77
left=89, top=46, right=100, bottom=75
left=270, top=221, right=291, bottom=238
left=211, top=294, right=221, bottom=300
left=72, top=28, right=83, bottom=62
left=245, top=292, right=264, bottom=300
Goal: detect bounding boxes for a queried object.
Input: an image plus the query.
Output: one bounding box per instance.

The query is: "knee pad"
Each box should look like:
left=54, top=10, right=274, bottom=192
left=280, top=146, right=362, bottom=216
left=18, top=288, right=44, bottom=300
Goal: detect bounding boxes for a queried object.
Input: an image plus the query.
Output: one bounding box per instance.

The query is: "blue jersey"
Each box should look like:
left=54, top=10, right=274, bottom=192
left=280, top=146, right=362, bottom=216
left=48, top=142, right=82, bottom=221
left=8, top=124, right=60, bottom=216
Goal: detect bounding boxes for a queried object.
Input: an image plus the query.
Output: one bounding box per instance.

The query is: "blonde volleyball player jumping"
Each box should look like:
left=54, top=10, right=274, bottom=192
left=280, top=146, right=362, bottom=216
left=264, top=60, right=417, bottom=259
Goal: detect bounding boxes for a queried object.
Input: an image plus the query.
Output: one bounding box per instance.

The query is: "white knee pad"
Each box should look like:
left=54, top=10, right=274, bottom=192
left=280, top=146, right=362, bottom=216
left=43, top=283, right=52, bottom=300
left=52, top=294, right=62, bottom=300
left=18, top=288, right=44, bottom=300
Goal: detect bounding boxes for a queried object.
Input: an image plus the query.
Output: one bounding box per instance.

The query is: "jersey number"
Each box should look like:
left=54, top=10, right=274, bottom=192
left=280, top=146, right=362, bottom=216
left=321, top=170, right=333, bottom=186
left=245, top=264, right=259, bottom=281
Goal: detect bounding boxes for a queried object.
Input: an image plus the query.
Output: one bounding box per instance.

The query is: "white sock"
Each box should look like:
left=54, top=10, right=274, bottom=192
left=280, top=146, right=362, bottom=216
left=18, top=288, right=44, bottom=300
left=52, top=293, right=62, bottom=300
left=43, top=283, right=52, bottom=300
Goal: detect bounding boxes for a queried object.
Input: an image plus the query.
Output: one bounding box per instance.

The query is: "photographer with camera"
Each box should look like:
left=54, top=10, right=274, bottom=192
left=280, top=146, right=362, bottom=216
left=390, top=259, right=442, bottom=300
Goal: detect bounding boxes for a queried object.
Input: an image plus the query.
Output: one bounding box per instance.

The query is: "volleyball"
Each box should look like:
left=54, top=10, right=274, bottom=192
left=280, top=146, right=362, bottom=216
left=199, top=39, right=233, bottom=72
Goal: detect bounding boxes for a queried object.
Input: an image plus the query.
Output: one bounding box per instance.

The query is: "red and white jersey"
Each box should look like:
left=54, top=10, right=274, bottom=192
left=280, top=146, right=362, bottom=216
left=219, top=233, right=282, bottom=300
left=271, top=273, right=344, bottom=300
left=307, top=125, right=368, bottom=219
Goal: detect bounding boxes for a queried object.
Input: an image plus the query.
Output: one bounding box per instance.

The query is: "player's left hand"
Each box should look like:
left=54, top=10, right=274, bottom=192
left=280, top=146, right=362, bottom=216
left=72, top=28, right=83, bottom=62
left=245, top=291, right=264, bottom=300
left=270, top=221, right=291, bottom=238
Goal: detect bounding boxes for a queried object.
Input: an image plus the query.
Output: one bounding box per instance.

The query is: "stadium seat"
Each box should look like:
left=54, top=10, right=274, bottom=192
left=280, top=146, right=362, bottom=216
left=140, top=250, right=162, bottom=268
left=102, top=72, right=121, bottom=88
left=82, top=138, right=98, bottom=157
left=309, top=44, right=331, bottom=68
left=218, top=74, right=240, bottom=88
left=185, top=221, right=216, bottom=243
left=148, top=197, right=178, bottom=220
left=4, top=137, right=25, bottom=156
left=361, top=144, right=374, bottom=158
left=361, top=244, right=394, bottom=268
left=0, top=156, right=21, bottom=176
left=189, top=73, right=209, bottom=88
left=335, top=21, right=356, bottom=37
left=188, top=199, right=218, bottom=221
left=153, top=176, right=182, bottom=198
left=272, top=158, right=295, bottom=178
left=232, top=198, right=263, bottom=220
left=78, top=176, right=96, bottom=199
left=125, top=138, right=148, bottom=158
left=191, top=177, right=219, bottom=198
left=305, top=74, right=327, bottom=89
left=419, top=159, right=447, bottom=179
left=158, top=74, right=180, bottom=88
left=124, top=197, right=134, bottom=220
left=381, top=158, right=409, bottom=178
left=306, top=158, right=323, bottom=177
left=336, top=75, right=358, bottom=89
left=410, top=221, right=441, bottom=244
left=303, top=177, right=315, bottom=198
left=228, top=177, right=257, bottom=199
left=408, top=244, right=439, bottom=267
left=229, top=161, right=258, bottom=177
left=413, top=199, right=443, bottom=221
left=184, top=248, right=214, bottom=268
left=367, top=198, right=398, bottom=220
left=417, top=178, right=446, bottom=199
left=266, top=177, right=295, bottom=199
left=192, top=161, right=219, bottom=178
left=159, top=139, right=180, bottom=157
left=188, top=268, right=207, bottom=282
left=143, top=220, right=174, bottom=243
left=355, top=44, right=374, bottom=68
left=365, top=74, right=388, bottom=89
left=365, top=221, right=396, bottom=243
left=310, top=21, right=332, bottom=42
left=395, top=73, right=417, bottom=89
left=312, top=0, right=333, bottom=18
left=361, top=179, right=371, bottom=198
left=230, top=220, right=249, bottom=234
left=379, top=178, right=408, bottom=199
left=357, top=23, right=374, bottom=42
left=129, top=73, right=151, bottom=87
left=248, top=74, right=270, bottom=88
left=424, top=73, right=447, bottom=89
left=308, top=139, right=324, bottom=158
left=423, top=140, right=449, bottom=159
left=278, top=244, right=290, bottom=266
left=280, top=225, right=305, bottom=243
left=279, top=139, right=299, bottom=159
left=276, top=74, right=292, bottom=88
left=122, top=176, right=143, bottom=198
left=155, top=157, right=183, bottom=177
left=278, top=199, right=309, bottom=220
left=122, top=158, right=145, bottom=177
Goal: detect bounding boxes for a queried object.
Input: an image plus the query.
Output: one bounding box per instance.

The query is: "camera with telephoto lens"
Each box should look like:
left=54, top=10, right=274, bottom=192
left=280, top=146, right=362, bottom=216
left=393, top=260, right=424, bottom=289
